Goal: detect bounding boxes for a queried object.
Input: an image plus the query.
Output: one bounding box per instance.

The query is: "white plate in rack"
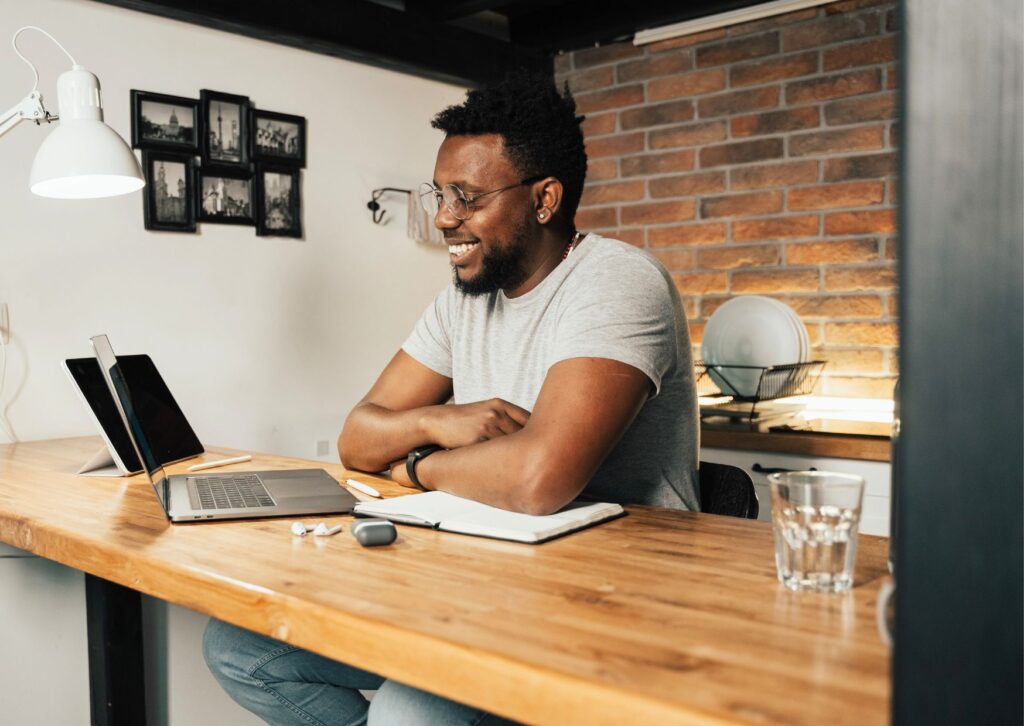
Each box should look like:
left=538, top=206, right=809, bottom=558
left=765, top=297, right=812, bottom=395
left=701, top=295, right=804, bottom=397
left=765, top=297, right=809, bottom=362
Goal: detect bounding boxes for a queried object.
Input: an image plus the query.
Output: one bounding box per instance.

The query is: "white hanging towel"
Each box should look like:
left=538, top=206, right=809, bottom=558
left=407, top=191, right=444, bottom=246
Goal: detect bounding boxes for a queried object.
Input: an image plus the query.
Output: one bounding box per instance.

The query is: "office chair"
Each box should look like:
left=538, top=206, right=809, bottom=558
left=698, top=461, right=759, bottom=519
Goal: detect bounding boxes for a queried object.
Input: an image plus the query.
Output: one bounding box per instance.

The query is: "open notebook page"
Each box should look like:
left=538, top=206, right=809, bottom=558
left=354, top=491, right=624, bottom=543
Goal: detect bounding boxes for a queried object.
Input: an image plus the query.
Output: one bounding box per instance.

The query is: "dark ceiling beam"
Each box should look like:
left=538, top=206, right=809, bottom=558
left=405, top=0, right=558, bottom=21
left=405, top=0, right=512, bottom=21
left=90, top=0, right=549, bottom=87
left=507, top=0, right=767, bottom=51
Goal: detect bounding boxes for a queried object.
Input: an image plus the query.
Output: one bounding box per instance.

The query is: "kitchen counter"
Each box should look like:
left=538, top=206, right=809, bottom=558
left=701, top=419, right=891, bottom=462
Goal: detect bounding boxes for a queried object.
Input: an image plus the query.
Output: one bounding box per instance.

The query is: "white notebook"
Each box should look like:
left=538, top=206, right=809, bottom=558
left=353, top=491, right=625, bottom=544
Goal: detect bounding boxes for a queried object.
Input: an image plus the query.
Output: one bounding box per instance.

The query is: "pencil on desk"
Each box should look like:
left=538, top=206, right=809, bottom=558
left=346, top=479, right=381, bottom=498
left=187, top=455, right=253, bottom=472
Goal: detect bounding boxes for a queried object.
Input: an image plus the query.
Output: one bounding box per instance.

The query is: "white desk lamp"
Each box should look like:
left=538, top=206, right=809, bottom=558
left=0, top=26, right=144, bottom=199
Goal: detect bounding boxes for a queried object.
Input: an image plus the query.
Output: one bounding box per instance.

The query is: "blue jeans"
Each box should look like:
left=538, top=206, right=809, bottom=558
left=203, top=618, right=518, bottom=726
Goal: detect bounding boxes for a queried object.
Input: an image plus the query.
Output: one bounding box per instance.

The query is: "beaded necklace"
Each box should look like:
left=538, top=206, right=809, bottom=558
left=561, top=230, right=585, bottom=261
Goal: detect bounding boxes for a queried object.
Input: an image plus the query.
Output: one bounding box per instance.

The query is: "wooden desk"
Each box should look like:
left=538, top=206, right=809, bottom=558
left=0, top=437, right=891, bottom=725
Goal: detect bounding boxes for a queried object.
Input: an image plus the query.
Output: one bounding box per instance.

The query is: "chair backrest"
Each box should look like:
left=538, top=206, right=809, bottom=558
left=698, top=461, right=759, bottom=519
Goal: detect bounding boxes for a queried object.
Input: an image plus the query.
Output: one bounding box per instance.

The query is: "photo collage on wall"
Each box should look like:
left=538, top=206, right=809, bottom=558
left=132, top=89, right=305, bottom=237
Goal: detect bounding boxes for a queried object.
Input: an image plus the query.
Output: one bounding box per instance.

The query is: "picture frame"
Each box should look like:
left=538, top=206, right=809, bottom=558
left=255, top=164, right=302, bottom=238
left=195, top=167, right=255, bottom=225
left=142, top=151, right=196, bottom=232
left=251, top=109, right=306, bottom=167
left=199, top=89, right=251, bottom=168
left=131, top=90, right=199, bottom=153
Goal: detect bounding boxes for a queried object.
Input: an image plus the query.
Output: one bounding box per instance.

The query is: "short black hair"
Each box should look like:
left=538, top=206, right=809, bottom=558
left=431, top=70, right=588, bottom=223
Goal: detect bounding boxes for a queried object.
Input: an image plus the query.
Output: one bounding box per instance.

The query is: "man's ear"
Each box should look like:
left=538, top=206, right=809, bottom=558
left=533, top=177, right=564, bottom=223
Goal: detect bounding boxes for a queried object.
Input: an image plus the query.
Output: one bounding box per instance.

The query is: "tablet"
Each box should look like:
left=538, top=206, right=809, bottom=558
left=63, top=355, right=204, bottom=474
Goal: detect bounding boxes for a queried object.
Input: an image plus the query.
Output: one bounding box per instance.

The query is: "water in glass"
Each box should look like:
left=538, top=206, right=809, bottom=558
left=768, top=472, right=865, bottom=593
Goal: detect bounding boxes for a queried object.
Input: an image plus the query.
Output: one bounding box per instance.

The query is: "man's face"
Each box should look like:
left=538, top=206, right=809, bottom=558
left=431, top=134, right=536, bottom=296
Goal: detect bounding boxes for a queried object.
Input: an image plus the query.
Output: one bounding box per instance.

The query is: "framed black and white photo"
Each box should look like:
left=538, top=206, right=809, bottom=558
left=196, top=168, right=254, bottom=225
left=142, top=151, right=196, bottom=232
left=252, top=110, right=306, bottom=167
left=255, top=164, right=302, bottom=238
left=131, top=90, right=199, bottom=153
left=199, top=89, right=250, bottom=167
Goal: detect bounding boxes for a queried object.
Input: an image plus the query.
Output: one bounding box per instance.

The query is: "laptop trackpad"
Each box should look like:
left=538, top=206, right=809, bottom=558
left=261, top=469, right=341, bottom=497
left=277, top=495, right=354, bottom=514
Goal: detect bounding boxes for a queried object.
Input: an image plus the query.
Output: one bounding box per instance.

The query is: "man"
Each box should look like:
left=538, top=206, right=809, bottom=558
left=204, top=71, right=698, bottom=725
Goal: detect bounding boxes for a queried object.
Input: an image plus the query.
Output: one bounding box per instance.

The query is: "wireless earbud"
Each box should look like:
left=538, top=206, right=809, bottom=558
left=313, top=523, right=343, bottom=536
left=292, top=521, right=342, bottom=537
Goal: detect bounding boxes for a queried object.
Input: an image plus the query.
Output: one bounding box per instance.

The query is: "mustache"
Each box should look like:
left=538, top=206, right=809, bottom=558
left=443, top=231, right=479, bottom=243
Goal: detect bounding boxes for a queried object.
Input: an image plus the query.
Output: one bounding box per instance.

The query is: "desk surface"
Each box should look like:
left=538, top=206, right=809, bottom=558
left=0, top=437, right=891, bottom=725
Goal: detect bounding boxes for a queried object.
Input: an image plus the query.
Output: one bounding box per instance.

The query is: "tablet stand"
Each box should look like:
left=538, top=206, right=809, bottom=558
left=76, top=444, right=137, bottom=477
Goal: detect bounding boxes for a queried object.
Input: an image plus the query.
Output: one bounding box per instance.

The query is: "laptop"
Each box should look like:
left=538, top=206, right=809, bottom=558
left=90, top=334, right=357, bottom=522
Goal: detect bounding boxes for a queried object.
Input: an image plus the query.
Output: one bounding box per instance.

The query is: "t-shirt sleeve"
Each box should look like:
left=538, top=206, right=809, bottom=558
left=401, top=286, right=455, bottom=378
left=549, top=254, right=678, bottom=396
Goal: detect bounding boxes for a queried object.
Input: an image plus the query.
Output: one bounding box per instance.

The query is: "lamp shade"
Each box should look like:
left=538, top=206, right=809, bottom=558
left=28, top=66, right=143, bottom=199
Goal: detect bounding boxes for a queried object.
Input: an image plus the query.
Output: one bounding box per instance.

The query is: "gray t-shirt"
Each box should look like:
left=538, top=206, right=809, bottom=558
left=402, top=233, right=699, bottom=511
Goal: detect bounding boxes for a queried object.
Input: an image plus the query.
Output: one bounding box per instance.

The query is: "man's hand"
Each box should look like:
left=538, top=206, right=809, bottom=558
left=387, top=398, right=528, bottom=489
left=421, top=398, right=530, bottom=450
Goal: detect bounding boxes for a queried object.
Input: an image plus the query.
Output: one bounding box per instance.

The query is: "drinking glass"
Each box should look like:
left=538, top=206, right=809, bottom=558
left=767, top=471, right=865, bottom=593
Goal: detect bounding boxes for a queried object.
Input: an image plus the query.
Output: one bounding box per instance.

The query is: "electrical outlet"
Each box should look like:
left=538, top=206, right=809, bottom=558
left=316, top=439, right=329, bottom=457
left=0, top=303, right=8, bottom=344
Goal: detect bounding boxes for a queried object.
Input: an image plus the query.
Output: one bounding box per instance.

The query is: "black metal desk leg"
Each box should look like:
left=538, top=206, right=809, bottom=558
left=85, top=574, right=147, bottom=726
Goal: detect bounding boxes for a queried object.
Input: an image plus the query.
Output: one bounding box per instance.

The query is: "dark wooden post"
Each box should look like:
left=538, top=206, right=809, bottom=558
left=895, top=1, right=1023, bottom=723
left=85, top=574, right=147, bottom=726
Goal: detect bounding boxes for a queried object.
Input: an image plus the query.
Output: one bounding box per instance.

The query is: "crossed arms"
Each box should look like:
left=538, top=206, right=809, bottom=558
left=337, top=350, right=652, bottom=515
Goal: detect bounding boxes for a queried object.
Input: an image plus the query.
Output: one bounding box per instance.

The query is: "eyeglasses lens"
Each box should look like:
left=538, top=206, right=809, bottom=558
left=419, top=183, right=473, bottom=220
left=441, top=185, right=470, bottom=220
left=418, top=182, right=440, bottom=216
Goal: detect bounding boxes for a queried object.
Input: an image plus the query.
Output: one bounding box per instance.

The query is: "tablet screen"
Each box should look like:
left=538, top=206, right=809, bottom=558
left=64, top=355, right=203, bottom=472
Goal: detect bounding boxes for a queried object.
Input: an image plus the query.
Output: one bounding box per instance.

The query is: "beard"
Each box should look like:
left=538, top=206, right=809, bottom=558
left=451, top=216, right=531, bottom=297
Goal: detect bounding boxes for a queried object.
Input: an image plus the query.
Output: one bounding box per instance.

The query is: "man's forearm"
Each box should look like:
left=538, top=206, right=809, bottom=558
left=414, top=431, right=589, bottom=516
left=338, top=402, right=441, bottom=472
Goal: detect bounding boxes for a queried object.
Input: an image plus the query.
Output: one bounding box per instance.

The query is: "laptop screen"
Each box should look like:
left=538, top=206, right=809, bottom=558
left=91, top=335, right=170, bottom=513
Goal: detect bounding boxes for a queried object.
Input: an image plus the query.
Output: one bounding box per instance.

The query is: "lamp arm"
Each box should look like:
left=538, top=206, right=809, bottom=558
left=1, top=26, right=73, bottom=138
left=0, top=90, right=53, bottom=139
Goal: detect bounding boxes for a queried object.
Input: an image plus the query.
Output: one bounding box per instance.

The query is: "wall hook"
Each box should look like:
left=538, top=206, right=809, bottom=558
left=367, top=187, right=411, bottom=224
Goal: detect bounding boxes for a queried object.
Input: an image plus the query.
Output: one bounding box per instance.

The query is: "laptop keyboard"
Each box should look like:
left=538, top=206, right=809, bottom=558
left=190, top=474, right=275, bottom=510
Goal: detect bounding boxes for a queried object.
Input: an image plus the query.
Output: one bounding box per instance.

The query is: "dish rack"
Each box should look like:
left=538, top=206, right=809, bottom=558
left=695, top=360, right=826, bottom=420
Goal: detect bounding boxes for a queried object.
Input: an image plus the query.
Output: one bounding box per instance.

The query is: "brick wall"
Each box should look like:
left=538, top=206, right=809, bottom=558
left=555, top=0, right=898, bottom=399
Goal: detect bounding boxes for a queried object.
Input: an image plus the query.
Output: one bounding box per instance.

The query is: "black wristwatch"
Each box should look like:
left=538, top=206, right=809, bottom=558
left=406, top=445, right=443, bottom=488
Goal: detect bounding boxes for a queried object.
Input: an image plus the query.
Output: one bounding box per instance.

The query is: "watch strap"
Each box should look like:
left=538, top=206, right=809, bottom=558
left=406, top=444, right=443, bottom=489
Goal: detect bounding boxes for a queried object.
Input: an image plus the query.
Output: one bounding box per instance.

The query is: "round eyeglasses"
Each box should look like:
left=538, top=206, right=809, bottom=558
left=419, top=174, right=546, bottom=221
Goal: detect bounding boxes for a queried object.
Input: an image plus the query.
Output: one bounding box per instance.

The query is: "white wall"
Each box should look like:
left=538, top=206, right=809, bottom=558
left=0, top=550, right=91, bottom=723
left=0, top=0, right=459, bottom=455
left=0, top=0, right=464, bottom=723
